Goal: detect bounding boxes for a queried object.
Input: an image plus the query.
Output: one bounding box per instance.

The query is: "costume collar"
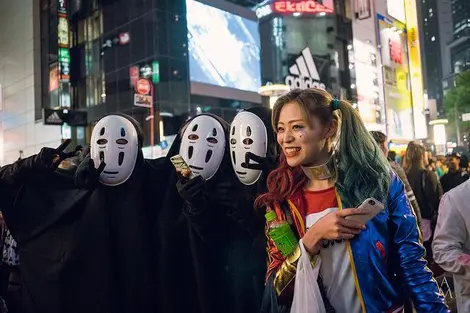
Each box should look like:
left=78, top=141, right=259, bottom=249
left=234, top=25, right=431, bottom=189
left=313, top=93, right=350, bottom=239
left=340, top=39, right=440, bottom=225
left=301, top=154, right=336, bottom=181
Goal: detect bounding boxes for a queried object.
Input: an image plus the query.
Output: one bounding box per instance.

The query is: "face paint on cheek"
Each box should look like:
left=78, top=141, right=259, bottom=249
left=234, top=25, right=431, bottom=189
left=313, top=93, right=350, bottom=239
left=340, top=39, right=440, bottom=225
left=297, top=128, right=307, bottom=141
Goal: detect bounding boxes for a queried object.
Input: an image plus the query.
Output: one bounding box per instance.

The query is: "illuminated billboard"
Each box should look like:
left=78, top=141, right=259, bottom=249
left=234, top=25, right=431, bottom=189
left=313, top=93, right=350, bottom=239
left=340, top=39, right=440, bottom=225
left=186, top=0, right=261, bottom=93
left=387, top=0, right=406, bottom=23
left=378, top=14, right=413, bottom=140
left=405, top=0, right=428, bottom=139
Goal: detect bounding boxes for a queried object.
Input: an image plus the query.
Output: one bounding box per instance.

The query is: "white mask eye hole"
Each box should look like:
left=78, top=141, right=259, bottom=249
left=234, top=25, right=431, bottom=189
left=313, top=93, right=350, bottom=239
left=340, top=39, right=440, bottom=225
left=97, top=139, right=108, bottom=145
left=242, top=138, right=254, bottom=145
left=230, top=138, right=237, bottom=145
left=116, top=138, right=128, bottom=145
left=188, top=134, right=199, bottom=141
left=246, top=126, right=251, bottom=136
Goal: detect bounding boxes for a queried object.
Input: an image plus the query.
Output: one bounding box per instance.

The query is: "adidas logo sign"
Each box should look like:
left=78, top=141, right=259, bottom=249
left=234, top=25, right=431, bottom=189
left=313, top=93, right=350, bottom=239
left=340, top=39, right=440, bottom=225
left=285, top=47, right=326, bottom=90
left=46, top=112, right=63, bottom=124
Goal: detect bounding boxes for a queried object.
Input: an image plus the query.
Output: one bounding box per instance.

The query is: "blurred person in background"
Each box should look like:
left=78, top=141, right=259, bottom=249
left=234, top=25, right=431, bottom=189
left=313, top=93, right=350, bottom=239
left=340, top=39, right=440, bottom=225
left=388, top=150, right=398, bottom=165
left=404, top=142, right=443, bottom=277
left=371, top=131, right=422, bottom=228
left=435, top=157, right=446, bottom=178
left=440, top=153, right=469, bottom=193
left=426, top=150, right=434, bottom=165
left=459, top=155, right=469, bottom=176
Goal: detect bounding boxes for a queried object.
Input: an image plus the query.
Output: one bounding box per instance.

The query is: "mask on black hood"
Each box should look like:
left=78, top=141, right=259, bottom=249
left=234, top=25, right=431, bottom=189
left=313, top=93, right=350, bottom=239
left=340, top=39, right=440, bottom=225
left=81, top=113, right=144, bottom=188
left=230, top=106, right=278, bottom=185
left=169, top=113, right=231, bottom=182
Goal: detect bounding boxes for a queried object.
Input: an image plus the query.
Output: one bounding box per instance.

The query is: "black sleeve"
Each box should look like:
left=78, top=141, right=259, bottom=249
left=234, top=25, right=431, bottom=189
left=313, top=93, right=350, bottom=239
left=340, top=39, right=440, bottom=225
left=0, top=155, right=45, bottom=211
left=183, top=181, right=263, bottom=242
left=182, top=201, right=222, bottom=241
left=424, top=170, right=441, bottom=214
left=0, top=155, right=41, bottom=187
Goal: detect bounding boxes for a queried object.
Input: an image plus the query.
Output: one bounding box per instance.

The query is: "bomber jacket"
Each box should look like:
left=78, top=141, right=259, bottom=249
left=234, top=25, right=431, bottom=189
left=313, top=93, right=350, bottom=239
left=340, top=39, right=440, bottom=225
left=265, top=172, right=448, bottom=312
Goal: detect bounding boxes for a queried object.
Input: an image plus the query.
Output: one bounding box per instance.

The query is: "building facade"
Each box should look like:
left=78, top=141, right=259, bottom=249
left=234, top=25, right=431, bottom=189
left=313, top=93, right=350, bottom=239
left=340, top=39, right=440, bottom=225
left=41, top=0, right=191, bottom=158
left=256, top=0, right=356, bottom=101
left=0, top=0, right=62, bottom=164
left=418, top=0, right=444, bottom=113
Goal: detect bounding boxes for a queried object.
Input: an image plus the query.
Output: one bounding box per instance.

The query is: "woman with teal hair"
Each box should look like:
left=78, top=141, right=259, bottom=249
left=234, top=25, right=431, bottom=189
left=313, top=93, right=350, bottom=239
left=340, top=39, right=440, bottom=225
left=256, top=88, right=448, bottom=312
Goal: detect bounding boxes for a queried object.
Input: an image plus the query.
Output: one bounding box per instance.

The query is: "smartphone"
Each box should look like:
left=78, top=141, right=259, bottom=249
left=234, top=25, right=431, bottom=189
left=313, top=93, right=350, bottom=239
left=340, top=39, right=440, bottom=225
left=345, top=198, right=384, bottom=224
left=170, top=154, right=195, bottom=179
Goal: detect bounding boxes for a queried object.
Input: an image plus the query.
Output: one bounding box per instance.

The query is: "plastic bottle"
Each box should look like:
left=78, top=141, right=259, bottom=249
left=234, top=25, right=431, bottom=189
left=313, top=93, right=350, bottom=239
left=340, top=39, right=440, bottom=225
left=265, top=210, right=298, bottom=257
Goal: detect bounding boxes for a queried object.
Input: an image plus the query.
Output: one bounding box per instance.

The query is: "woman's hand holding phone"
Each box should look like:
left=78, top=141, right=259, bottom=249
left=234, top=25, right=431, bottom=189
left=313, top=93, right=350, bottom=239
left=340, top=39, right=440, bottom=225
left=302, top=209, right=368, bottom=255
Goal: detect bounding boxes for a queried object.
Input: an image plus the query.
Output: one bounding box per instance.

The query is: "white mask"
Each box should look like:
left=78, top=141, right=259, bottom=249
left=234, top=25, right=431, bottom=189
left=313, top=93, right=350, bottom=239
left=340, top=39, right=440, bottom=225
left=179, top=115, right=226, bottom=180
left=230, top=111, right=267, bottom=185
left=90, top=115, right=139, bottom=186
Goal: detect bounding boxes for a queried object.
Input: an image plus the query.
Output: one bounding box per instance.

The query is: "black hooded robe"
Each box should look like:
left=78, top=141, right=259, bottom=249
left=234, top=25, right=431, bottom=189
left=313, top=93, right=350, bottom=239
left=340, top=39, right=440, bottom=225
left=151, top=112, right=268, bottom=313
left=0, top=118, right=160, bottom=313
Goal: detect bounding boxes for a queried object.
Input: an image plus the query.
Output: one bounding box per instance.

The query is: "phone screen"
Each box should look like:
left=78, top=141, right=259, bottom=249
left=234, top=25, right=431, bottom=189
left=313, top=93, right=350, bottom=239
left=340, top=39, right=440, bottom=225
left=170, top=155, right=194, bottom=178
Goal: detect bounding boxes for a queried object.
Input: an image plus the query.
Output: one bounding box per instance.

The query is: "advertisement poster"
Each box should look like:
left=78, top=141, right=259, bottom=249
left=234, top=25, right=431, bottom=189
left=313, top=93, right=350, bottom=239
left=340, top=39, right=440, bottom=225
left=378, top=15, right=413, bottom=140
left=353, top=39, right=381, bottom=127
left=405, top=0, right=427, bottom=139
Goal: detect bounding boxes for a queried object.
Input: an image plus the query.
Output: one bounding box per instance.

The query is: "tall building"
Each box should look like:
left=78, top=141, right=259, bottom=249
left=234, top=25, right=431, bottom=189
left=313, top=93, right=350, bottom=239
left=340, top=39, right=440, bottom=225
left=40, top=0, right=264, bottom=158
left=0, top=0, right=62, bottom=164
left=443, top=0, right=470, bottom=91
left=41, top=0, right=191, bottom=158
left=452, top=0, right=470, bottom=39
left=449, top=0, right=470, bottom=73
left=418, top=0, right=444, bottom=113
left=350, top=0, right=427, bottom=144
left=437, top=0, right=454, bottom=91
left=255, top=0, right=356, bottom=99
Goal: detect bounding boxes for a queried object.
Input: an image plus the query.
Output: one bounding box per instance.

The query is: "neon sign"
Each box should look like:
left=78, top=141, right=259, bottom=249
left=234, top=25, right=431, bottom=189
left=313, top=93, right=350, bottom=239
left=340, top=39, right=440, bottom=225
left=58, top=48, right=70, bottom=81
left=272, top=0, right=334, bottom=15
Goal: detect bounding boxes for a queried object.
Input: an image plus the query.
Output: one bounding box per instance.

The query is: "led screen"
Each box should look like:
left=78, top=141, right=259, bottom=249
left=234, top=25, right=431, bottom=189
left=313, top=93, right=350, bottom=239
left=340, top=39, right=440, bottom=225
left=186, top=0, right=261, bottom=92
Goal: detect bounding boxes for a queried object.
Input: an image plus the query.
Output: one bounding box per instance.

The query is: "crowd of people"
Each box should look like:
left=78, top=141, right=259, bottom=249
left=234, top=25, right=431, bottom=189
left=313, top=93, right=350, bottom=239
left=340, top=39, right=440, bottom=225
left=0, top=87, right=464, bottom=313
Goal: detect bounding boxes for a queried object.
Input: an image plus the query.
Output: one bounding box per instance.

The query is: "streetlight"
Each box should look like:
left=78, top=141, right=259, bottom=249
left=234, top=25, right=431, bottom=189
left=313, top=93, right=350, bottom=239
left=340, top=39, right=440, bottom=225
left=258, top=84, right=290, bottom=109
left=429, top=119, right=449, bottom=155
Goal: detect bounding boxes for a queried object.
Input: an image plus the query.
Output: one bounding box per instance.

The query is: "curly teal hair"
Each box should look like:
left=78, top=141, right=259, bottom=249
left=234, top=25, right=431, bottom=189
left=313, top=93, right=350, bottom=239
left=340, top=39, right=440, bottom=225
left=334, top=98, right=391, bottom=207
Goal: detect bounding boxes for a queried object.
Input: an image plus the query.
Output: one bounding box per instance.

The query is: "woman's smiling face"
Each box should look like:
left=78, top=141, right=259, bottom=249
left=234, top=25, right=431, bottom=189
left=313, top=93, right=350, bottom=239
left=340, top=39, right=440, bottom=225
left=276, top=101, right=334, bottom=167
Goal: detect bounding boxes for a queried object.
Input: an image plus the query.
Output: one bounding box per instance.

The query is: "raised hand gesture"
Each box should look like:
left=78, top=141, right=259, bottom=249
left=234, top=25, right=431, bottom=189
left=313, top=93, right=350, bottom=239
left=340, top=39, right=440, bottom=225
left=75, top=157, right=106, bottom=189
left=35, top=139, right=82, bottom=170
left=241, top=152, right=278, bottom=172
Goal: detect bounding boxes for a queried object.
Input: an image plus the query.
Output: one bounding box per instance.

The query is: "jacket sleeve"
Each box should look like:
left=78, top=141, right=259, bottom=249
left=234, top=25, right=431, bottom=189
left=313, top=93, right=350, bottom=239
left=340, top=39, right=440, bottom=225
left=388, top=174, right=448, bottom=312
left=432, top=192, right=470, bottom=278
left=392, top=164, right=422, bottom=228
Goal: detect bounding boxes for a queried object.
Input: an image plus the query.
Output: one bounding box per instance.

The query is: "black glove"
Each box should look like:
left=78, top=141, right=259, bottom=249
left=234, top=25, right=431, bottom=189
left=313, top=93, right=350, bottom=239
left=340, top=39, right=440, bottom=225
left=241, top=152, right=279, bottom=172
left=75, top=158, right=106, bottom=189
left=35, top=139, right=82, bottom=171
left=206, top=181, right=234, bottom=208
left=176, top=175, right=206, bottom=206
